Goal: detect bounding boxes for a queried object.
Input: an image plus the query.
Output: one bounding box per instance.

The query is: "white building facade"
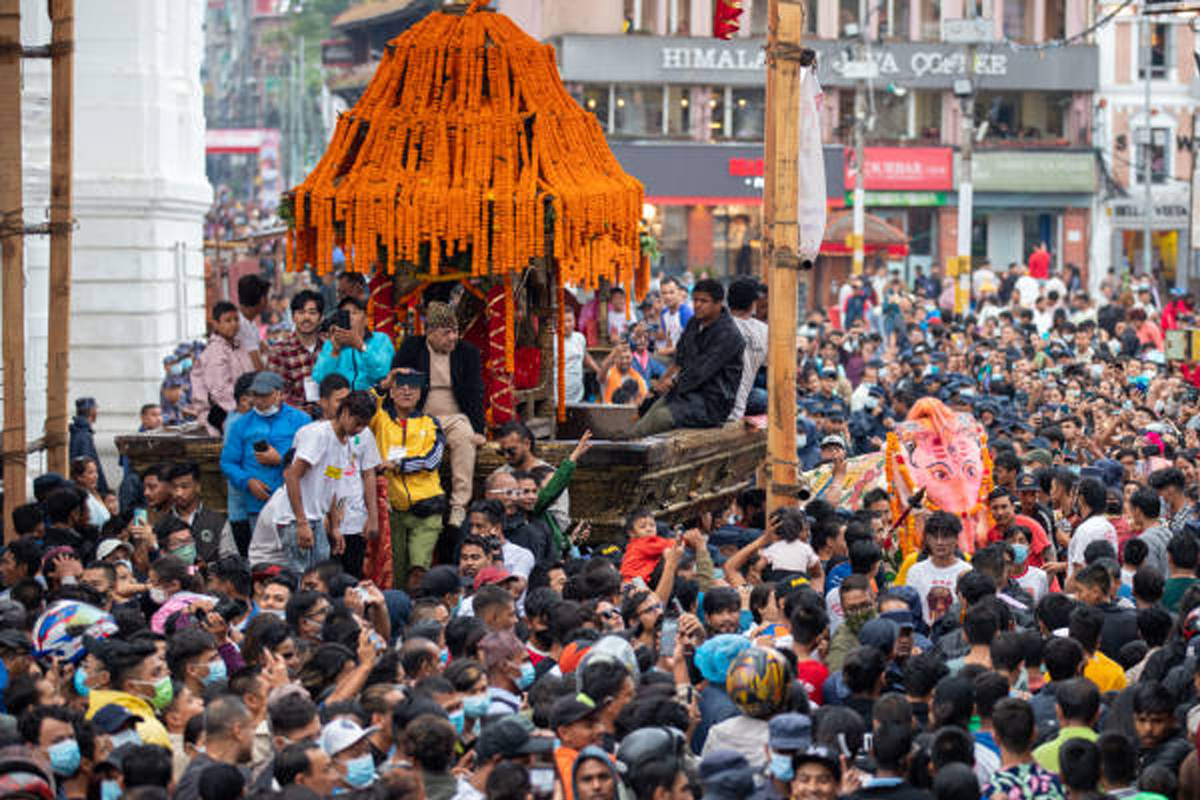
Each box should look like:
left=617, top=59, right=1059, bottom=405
left=4, top=0, right=211, bottom=482
left=1092, top=6, right=1198, bottom=292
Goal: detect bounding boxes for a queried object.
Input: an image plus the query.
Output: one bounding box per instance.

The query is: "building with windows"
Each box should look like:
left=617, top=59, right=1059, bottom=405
left=323, top=0, right=1099, bottom=303
left=1092, top=7, right=1197, bottom=288
left=504, top=0, right=1097, bottom=303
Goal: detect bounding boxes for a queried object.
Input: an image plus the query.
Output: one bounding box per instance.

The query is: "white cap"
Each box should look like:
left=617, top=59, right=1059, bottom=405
left=96, top=539, right=132, bottom=561
left=819, top=434, right=847, bottom=450
left=319, top=717, right=378, bottom=756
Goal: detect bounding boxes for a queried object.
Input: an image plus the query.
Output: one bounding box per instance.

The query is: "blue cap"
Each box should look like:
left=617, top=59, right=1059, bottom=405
left=768, top=713, right=813, bottom=751
left=92, top=704, right=143, bottom=734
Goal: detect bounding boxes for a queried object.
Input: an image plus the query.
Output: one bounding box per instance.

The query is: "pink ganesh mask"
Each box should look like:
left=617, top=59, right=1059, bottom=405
left=895, top=398, right=986, bottom=515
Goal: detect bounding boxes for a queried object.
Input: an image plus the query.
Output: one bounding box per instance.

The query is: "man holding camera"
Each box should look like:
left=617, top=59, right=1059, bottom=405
left=311, top=295, right=395, bottom=392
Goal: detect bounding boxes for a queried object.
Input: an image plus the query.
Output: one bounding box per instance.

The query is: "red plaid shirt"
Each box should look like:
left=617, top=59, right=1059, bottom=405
left=267, top=330, right=320, bottom=409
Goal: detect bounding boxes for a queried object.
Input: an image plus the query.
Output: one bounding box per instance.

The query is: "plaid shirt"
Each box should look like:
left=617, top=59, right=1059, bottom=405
left=267, top=331, right=320, bottom=410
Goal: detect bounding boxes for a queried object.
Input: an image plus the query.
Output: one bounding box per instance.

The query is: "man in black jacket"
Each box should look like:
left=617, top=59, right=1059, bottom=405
left=632, top=279, right=745, bottom=437
left=69, top=397, right=109, bottom=495
left=392, top=301, right=485, bottom=528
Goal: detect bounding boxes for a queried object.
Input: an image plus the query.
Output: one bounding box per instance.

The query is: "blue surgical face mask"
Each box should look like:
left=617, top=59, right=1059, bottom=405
left=343, top=753, right=377, bottom=787
left=450, top=709, right=465, bottom=736
left=179, top=357, right=193, bottom=372
left=254, top=405, right=280, bottom=417
left=439, top=649, right=449, bottom=666
left=463, top=693, right=490, bottom=718
left=1011, top=543, right=1029, bottom=566
left=516, top=661, right=537, bottom=690
left=73, top=666, right=89, bottom=697
left=168, top=362, right=183, bottom=376
left=110, top=728, right=142, bottom=749
left=201, top=657, right=227, bottom=687
left=48, top=739, right=81, bottom=776
left=769, top=751, right=794, bottom=782
left=101, top=780, right=122, bottom=800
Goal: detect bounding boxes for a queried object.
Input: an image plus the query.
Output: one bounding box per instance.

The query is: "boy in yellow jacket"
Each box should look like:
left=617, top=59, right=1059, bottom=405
left=371, top=368, right=447, bottom=590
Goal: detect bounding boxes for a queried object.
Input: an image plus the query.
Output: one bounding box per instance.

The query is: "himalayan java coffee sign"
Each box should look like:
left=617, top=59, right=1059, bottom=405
left=553, top=35, right=1097, bottom=92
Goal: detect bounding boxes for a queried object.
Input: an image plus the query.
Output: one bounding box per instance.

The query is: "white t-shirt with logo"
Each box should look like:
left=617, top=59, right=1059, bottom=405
left=904, top=558, right=972, bottom=625
left=277, top=420, right=357, bottom=524
left=333, top=427, right=382, bottom=535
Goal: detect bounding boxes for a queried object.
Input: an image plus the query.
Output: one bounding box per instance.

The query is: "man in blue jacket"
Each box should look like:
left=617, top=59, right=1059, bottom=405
left=311, top=295, right=394, bottom=391
left=220, top=371, right=311, bottom=531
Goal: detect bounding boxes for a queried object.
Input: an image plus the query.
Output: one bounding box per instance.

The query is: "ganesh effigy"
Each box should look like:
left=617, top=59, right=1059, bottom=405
left=800, top=397, right=993, bottom=559
left=884, top=397, right=993, bottom=556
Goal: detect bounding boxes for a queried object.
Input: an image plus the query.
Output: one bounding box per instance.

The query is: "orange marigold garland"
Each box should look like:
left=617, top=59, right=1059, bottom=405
left=284, top=4, right=643, bottom=298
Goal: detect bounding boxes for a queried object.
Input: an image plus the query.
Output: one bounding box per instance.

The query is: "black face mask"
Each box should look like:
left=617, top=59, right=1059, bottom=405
left=531, top=627, right=554, bottom=649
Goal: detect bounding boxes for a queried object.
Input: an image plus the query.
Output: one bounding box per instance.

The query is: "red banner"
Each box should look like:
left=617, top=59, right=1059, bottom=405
left=844, top=147, right=953, bottom=191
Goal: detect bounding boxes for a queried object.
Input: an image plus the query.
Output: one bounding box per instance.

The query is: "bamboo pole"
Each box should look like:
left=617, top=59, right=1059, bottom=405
left=0, top=0, right=26, bottom=536
left=45, top=0, right=73, bottom=476
left=764, top=0, right=805, bottom=512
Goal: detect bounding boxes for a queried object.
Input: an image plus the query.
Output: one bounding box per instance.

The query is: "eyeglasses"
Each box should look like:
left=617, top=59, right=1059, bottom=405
left=638, top=602, right=662, bottom=616
left=599, top=608, right=621, bottom=619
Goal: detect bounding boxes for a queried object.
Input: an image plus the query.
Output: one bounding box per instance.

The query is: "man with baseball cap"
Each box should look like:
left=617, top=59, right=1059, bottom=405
left=461, top=715, right=555, bottom=798
left=551, top=693, right=602, bottom=800
left=319, top=717, right=380, bottom=790
left=392, top=300, right=487, bottom=529
left=220, top=369, right=310, bottom=529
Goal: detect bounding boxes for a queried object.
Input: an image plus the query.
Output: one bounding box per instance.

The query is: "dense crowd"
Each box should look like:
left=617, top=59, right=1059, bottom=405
left=5, top=253, right=1200, bottom=800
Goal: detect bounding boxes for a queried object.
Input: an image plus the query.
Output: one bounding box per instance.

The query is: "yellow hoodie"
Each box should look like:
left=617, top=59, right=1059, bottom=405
left=86, top=689, right=172, bottom=751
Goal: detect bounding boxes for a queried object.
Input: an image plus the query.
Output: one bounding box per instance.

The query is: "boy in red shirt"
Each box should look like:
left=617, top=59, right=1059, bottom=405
left=620, top=509, right=674, bottom=582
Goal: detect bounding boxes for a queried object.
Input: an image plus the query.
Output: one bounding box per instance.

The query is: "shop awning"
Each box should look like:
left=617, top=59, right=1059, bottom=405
left=821, top=211, right=910, bottom=257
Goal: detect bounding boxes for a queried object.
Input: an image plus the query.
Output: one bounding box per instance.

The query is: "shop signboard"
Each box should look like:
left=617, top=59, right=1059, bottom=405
left=845, top=147, right=954, bottom=191
left=845, top=191, right=948, bottom=206
left=1108, top=188, right=1190, bottom=228
left=553, top=35, right=1098, bottom=91
left=964, top=151, right=1096, bottom=193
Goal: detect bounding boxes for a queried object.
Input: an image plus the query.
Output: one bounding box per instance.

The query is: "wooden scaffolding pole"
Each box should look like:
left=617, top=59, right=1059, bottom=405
left=45, top=0, right=73, bottom=476
left=0, top=0, right=26, bottom=535
left=764, top=0, right=805, bottom=512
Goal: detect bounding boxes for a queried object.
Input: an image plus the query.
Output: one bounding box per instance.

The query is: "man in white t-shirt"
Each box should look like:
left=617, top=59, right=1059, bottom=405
left=317, top=374, right=381, bottom=579
left=657, top=276, right=693, bottom=356
left=277, top=390, right=377, bottom=574
left=727, top=278, right=766, bottom=421
left=237, top=273, right=271, bottom=369
left=903, top=511, right=972, bottom=626
left=1066, top=478, right=1118, bottom=581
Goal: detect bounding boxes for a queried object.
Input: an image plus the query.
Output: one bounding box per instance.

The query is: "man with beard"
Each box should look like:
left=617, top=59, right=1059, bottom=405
left=267, top=289, right=325, bottom=415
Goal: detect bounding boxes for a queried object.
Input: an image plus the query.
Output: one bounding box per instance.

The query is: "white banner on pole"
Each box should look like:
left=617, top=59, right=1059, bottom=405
left=798, top=66, right=827, bottom=267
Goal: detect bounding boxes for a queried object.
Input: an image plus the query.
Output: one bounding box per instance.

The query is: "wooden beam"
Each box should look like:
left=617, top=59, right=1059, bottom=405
left=0, top=0, right=26, bottom=537
left=45, top=0, right=73, bottom=476
left=764, top=0, right=805, bottom=512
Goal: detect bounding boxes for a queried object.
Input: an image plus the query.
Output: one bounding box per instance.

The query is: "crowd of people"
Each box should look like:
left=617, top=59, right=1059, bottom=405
left=4, top=252, right=1200, bottom=800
